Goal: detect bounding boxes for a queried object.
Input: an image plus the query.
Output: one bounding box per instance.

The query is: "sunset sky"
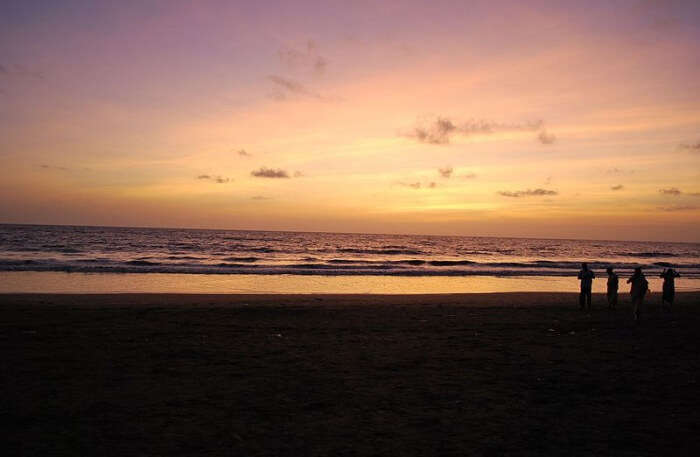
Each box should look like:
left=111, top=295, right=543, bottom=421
left=1, top=0, right=699, bottom=241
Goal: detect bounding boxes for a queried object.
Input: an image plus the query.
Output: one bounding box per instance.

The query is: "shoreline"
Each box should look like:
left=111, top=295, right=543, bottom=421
left=2, top=271, right=699, bottom=294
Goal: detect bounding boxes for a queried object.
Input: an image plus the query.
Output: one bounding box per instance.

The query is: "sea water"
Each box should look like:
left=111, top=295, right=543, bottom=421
left=1, top=224, right=698, bottom=293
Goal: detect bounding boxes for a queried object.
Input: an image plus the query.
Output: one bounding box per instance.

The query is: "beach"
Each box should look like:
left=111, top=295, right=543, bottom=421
left=3, top=292, right=700, bottom=456
left=5, top=1, right=700, bottom=455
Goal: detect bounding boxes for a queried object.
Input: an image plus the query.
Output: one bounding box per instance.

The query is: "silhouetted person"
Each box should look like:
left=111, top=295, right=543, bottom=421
left=660, top=267, right=680, bottom=311
left=606, top=267, right=618, bottom=309
left=578, top=262, right=595, bottom=310
left=627, top=267, right=649, bottom=321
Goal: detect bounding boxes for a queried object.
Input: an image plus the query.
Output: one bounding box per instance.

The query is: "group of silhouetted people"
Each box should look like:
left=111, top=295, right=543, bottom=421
left=577, top=263, right=680, bottom=321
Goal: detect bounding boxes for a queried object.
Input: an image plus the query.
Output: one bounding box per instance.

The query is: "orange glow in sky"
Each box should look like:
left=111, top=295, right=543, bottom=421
left=1, top=1, right=699, bottom=241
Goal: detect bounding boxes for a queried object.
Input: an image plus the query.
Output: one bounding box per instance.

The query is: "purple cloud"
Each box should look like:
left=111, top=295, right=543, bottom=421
left=407, top=117, right=544, bottom=145
left=438, top=166, right=453, bottom=178
left=498, top=188, right=558, bottom=198
left=251, top=167, right=290, bottom=178
left=659, top=188, right=681, bottom=196
left=197, top=174, right=230, bottom=183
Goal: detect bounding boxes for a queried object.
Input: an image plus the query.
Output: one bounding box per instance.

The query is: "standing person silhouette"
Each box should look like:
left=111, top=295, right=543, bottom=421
left=606, top=267, right=619, bottom=309
left=628, top=267, right=649, bottom=322
left=577, top=263, right=595, bottom=311
left=660, top=267, right=680, bottom=311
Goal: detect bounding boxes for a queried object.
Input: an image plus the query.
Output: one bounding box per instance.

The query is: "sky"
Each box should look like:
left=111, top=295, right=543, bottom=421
left=1, top=0, right=699, bottom=241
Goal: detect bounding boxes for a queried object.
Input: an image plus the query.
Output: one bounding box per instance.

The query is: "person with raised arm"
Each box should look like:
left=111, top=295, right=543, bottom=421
left=660, top=267, right=680, bottom=311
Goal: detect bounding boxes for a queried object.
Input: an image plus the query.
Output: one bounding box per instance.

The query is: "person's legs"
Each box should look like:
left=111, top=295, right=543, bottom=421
left=661, top=288, right=668, bottom=310
left=579, top=291, right=585, bottom=310
left=586, top=291, right=592, bottom=310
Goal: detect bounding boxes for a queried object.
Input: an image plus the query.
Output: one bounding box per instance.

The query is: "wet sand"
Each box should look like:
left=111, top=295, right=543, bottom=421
left=2, top=292, right=700, bottom=456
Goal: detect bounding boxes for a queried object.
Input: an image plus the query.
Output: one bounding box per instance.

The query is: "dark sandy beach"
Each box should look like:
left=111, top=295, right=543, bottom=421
left=2, top=292, right=700, bottom=456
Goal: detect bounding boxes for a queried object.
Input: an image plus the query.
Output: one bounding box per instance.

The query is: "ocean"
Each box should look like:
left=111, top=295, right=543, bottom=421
left=1, top=224, right=699, bottom=293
